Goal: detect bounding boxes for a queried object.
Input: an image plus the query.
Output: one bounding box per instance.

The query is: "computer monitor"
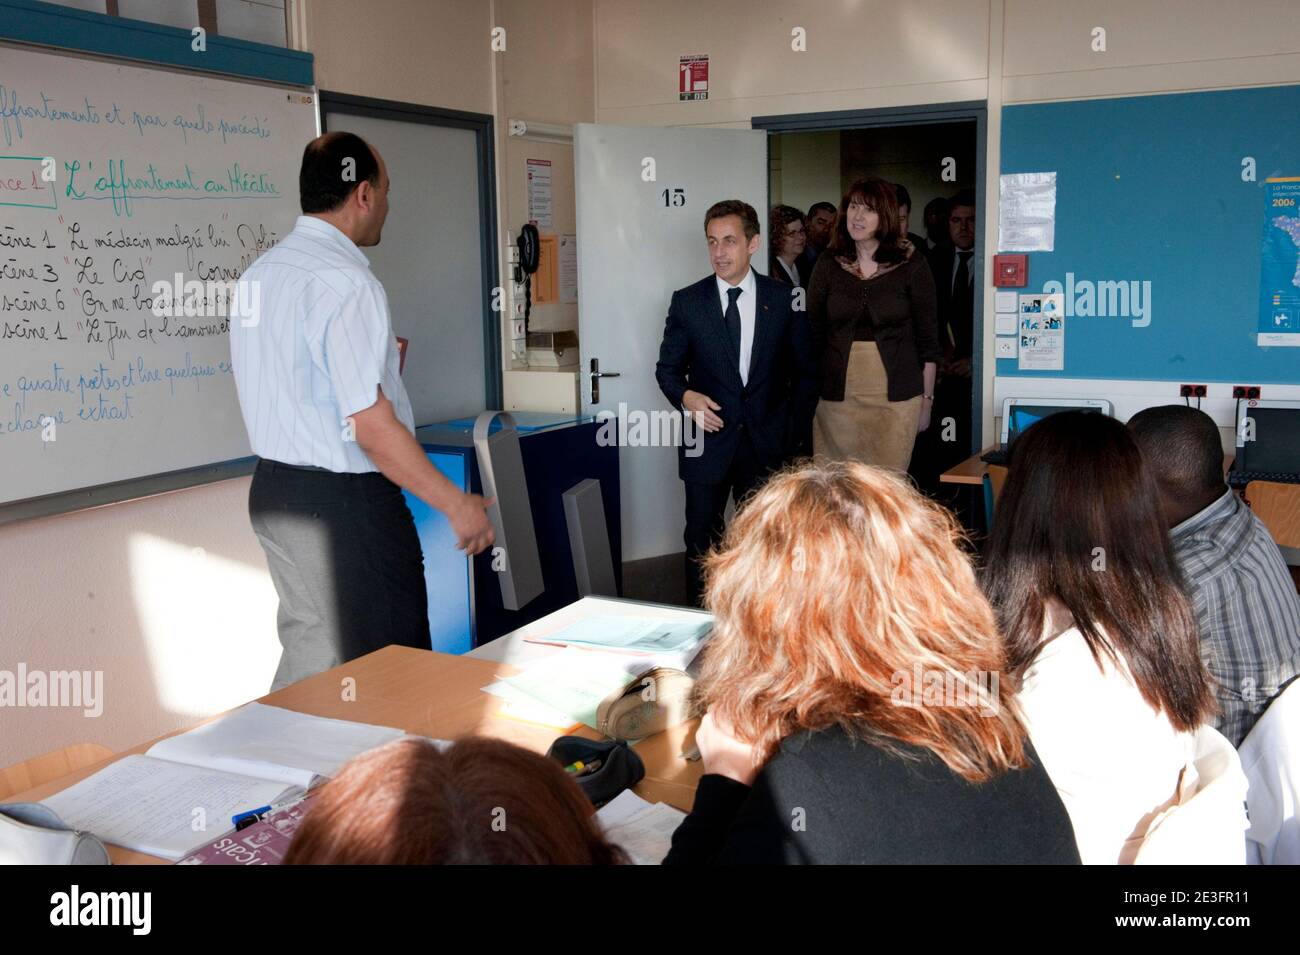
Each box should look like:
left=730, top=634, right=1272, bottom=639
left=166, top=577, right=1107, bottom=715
left=1234, top=400, right=1300, bottom=474
left=998, top=397, right=1113, bottom=448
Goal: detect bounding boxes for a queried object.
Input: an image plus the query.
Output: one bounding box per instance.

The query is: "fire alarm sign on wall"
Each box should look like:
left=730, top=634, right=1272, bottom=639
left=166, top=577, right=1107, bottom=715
left=679, top=55, right=708, bottom=101
left=993, top=254, right=1028, bottom=287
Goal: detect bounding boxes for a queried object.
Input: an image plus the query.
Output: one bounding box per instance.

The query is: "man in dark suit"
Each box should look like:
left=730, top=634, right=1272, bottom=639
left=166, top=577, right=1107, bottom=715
left=798, top=201, right=836, bottom=275
left=910, top=189, right=977, bottom=513
left=656, top=199, right=818, bottom=605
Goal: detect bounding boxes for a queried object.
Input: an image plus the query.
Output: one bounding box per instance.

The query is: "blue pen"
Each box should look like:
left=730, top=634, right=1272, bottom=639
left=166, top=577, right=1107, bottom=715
left=232, top=805, right=272, bottom=828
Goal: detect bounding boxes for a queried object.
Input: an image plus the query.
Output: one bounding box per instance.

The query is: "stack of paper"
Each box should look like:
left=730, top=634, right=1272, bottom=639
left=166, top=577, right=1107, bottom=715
left=484, top=648, right=650, bottom=730
left=524, top=615, right=712, bottom=671
left=596, top=790, right=686, bottom=865
left=40, top=703, right=404, bottom=860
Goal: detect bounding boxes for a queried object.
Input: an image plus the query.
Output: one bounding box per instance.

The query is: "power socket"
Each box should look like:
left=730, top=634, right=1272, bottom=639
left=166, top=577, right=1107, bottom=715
left=1180, top=384, right=1207, bottom=398
left=1232, top=386, right=1262, bottom=400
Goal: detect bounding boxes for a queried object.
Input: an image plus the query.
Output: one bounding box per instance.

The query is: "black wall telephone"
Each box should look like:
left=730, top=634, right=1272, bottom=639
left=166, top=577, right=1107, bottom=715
left=515, top=223, right=540, bottom=333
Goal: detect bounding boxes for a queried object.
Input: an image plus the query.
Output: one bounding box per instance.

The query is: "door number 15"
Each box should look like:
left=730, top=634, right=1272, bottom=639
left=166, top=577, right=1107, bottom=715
left=661, top=187, right=686, bottom=207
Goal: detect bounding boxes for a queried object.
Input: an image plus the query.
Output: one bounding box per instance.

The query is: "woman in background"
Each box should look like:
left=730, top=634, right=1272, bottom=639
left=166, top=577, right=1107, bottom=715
left=768, top=204, right=811, bottom=288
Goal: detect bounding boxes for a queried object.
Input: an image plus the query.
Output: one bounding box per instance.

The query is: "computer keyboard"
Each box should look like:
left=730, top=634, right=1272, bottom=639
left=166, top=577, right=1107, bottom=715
left=1228, top=470, right=1300, bottom=487
left=980, top=448, right=1009, bottom=466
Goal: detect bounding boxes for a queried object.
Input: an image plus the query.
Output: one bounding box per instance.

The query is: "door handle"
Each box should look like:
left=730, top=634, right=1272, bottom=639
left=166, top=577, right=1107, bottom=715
left=589, top=357, right=621, bottom=403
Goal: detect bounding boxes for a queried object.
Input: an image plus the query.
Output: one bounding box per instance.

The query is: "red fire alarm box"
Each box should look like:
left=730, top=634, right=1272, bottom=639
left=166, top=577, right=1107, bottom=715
left=993, top=254, right=1028, bottom=287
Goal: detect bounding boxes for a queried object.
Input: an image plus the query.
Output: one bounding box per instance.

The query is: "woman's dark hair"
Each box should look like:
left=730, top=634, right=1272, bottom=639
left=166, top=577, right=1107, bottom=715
left=300, top=131, right=379, bottom=214
left=768, top=204, right=805, bottom=263
left=830, top=176, right=906, bottom=265
left=981, top=411, right=1214, bottom=732
left=284, top=737, right=628, bottom=865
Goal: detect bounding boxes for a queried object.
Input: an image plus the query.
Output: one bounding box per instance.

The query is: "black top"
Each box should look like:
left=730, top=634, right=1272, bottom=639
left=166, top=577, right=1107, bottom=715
left=806, top=247, right=940, bottom=403
left=769, top=254, right=812, bottom=289
left=662, top=725, right=1081, bottom=864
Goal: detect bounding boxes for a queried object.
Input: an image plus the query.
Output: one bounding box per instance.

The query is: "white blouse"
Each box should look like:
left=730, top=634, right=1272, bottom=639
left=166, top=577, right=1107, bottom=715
left=1016, top=601, right=1197, bottom=864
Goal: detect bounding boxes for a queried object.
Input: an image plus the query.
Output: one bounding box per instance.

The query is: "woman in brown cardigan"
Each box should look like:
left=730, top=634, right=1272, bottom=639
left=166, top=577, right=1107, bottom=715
left=807, top=178, right=940, bottom=471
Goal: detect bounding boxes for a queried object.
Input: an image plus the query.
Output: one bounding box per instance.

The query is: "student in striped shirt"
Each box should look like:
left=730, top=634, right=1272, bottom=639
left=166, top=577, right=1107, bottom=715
left=1129, top=404, right=1300, bottom=746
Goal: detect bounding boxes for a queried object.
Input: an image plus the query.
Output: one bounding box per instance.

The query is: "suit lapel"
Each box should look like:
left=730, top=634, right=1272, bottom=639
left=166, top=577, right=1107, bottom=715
left=747, top=274, right=773, bottom=387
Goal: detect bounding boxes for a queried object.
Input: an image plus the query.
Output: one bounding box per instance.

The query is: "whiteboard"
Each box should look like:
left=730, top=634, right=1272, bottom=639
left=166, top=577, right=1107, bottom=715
left=0, top=42, right=318, bottom=507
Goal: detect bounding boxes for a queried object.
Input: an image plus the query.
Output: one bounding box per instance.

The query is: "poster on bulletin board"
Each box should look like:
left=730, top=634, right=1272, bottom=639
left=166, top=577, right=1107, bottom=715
left=1259, top=176, right=1300, bottom=347
left=1018, top=293, right=1065, bottom=370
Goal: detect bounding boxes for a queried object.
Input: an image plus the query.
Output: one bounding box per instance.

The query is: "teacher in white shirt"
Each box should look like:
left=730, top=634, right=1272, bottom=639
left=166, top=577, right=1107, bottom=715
left=230, top=132, right=493, bottom=690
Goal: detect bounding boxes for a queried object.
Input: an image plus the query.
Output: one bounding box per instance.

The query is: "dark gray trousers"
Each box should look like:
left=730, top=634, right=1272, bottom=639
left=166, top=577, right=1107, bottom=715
left=249, top=458, right=430, bottom=690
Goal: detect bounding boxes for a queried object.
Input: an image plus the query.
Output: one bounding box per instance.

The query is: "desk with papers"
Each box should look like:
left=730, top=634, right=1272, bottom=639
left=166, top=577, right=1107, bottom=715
left=6, top=597, right=709, bottom=865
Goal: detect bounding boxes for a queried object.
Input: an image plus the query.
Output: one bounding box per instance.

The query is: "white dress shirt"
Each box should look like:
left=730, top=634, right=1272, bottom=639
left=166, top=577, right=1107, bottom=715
left=715, top=267, right=757, bottom=386
left=229, top=215, right=415, bottom=473
left=1016, top=600, right=1198, bottom=864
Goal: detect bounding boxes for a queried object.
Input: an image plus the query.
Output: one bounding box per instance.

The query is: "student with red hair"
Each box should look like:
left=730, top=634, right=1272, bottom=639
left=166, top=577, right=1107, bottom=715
left=663, top=461, right=1079, bottom=864
left=284, top=737, right=627, bottom=865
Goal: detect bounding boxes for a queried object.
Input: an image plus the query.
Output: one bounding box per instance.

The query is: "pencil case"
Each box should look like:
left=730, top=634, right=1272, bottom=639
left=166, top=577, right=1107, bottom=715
left=547, top=736, right=644, bottom=807
left=596, top=666, right=695, bottom=741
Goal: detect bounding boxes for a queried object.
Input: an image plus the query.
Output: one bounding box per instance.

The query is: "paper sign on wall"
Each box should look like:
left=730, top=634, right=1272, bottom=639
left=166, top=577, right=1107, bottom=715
left=999, top=172, right=1056, bottom=252
left=1017, top=293, right=1065, bottom=370
left=526, top=158, right=553, bottom=229
left=560, top=234, right=578, bottom=304
left=679, top=55, right=709, bottom=101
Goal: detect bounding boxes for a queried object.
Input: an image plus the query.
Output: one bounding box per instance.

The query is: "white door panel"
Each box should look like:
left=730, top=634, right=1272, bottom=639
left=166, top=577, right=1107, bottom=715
left=575, top=124, right=767, bottom=561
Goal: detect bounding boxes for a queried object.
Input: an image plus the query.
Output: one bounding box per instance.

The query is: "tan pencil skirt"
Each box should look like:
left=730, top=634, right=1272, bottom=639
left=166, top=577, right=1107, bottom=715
left=813, top=341, right=922, bottom=472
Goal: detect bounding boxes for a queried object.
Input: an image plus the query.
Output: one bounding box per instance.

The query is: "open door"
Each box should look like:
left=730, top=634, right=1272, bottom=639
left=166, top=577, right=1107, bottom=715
left=574, top=123, right=767, bottom=562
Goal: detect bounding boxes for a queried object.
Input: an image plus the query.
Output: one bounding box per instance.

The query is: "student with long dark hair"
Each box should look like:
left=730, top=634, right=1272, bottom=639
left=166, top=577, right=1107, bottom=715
left=982, top=411, right=1232, bottom=863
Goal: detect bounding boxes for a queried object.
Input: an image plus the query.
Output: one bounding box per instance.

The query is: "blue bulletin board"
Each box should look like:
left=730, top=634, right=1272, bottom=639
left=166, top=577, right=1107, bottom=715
left=999, top=84, right=1300, bottom=383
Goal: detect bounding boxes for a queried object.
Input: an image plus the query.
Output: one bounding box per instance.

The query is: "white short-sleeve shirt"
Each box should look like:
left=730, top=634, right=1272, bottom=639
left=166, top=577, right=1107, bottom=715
left=230, top=215, right=416, bottom=473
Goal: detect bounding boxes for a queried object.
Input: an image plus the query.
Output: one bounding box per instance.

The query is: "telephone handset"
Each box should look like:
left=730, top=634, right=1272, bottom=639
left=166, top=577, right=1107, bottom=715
left=516, top=223, right=540, bottom=277
left=515, top=223, right=540, bottom=333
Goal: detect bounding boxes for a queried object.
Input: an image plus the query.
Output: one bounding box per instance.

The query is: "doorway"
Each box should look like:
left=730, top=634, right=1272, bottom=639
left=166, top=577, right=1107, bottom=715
left=756, top=104, right=987, bottom=528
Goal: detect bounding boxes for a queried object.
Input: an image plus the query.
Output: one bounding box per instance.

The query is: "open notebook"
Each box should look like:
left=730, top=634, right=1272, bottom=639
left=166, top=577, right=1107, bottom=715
left=40, top=703, right=405, bottom=860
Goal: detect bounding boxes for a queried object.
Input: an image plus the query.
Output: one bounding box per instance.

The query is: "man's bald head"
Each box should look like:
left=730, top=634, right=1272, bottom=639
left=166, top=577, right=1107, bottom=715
left=298, top=132, right=389, bottom=246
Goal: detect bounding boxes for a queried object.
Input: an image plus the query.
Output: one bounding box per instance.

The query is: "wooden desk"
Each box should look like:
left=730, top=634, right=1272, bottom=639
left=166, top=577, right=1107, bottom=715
left=942, top=450, right=1237, bottom=486
left=7, top=636, right=703, bottom=864
left=939, top=451, right=991, bottom=486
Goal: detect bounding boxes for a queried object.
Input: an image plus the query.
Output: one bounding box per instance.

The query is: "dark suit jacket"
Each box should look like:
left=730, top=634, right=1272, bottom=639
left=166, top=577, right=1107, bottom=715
left=655, top=270, right=818, bottom=485
left=769, top=254, right=812, bottom=289
left=927, top=243, right=976, bottom=361
left=663, top=725, right=1082, bottom=865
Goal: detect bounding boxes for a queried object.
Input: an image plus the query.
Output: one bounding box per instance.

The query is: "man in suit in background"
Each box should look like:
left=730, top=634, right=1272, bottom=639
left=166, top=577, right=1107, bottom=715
left=799, top=200, right=837, bottom=274
left=893, top=183, right=929, bottom=252
left=656, top=199, right=819, bottom=605
left=922, top=196, right=950, bottom=252
left=910, top=189, right=977, bottom=514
